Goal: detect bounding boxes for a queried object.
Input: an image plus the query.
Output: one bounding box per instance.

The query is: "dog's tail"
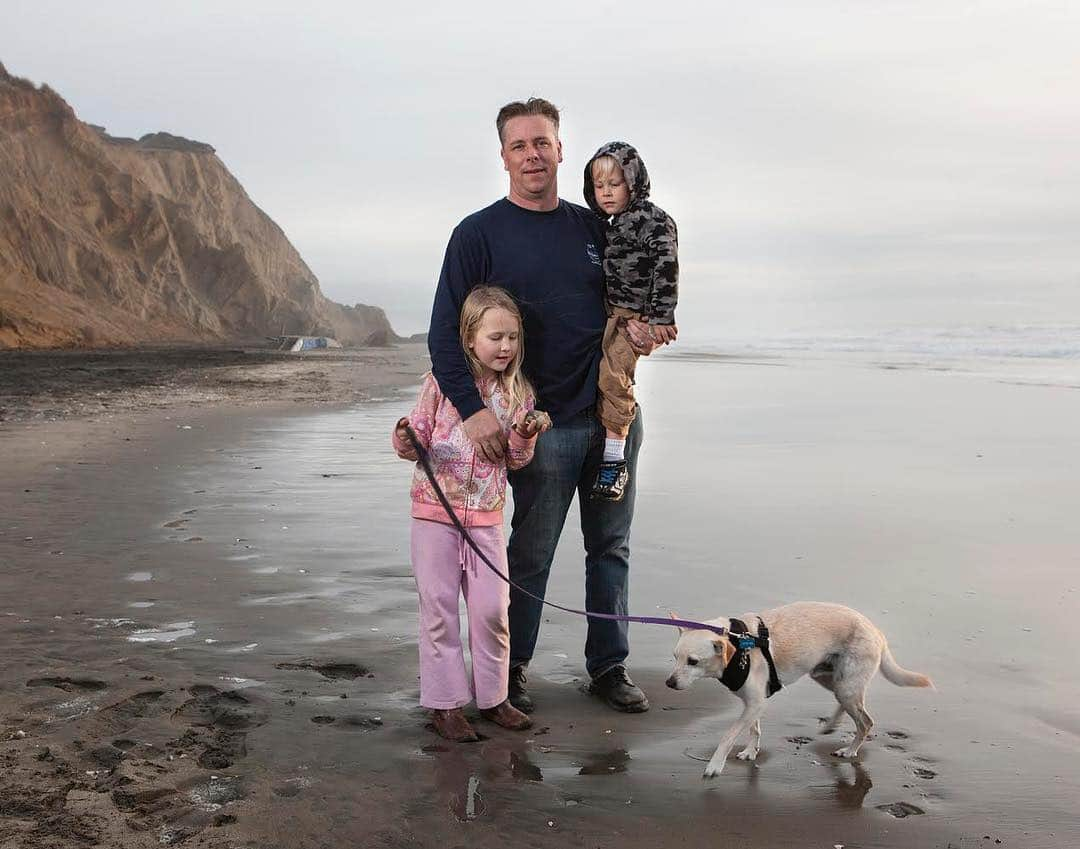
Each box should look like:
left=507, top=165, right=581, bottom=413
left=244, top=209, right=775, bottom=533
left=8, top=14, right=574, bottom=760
left=879, top=644, right=934, bottom=689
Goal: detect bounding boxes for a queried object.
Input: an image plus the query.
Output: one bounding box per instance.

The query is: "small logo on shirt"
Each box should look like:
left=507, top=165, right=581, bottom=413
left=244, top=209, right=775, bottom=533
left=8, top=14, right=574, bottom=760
left=586, top=243, right=601, bottom=267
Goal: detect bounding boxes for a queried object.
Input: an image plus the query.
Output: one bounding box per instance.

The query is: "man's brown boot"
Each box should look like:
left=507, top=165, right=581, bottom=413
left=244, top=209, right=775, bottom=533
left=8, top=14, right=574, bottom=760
left=431, top=708, right=479, bottom=742
left=480, top=699, right=533, bottom=731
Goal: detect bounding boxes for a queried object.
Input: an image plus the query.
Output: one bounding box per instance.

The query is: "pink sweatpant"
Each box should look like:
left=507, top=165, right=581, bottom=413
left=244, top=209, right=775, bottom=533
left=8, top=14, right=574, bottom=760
left=410, top=518, right=510, bottom=710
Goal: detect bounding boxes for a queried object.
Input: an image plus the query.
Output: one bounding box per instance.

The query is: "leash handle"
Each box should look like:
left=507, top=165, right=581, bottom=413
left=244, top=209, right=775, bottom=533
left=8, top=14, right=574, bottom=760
left=402, top=423, right=726, bottom=638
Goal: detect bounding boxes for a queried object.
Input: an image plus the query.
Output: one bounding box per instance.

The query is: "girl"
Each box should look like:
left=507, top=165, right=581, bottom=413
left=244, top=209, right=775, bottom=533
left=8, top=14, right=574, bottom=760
left=392, top=286, right=551, bottom=742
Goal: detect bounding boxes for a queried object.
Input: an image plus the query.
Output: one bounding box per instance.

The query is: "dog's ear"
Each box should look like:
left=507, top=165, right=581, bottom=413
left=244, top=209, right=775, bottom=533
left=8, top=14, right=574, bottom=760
left=712, top=635, right=735, bottom=667
left=669, top=611, right=687, bottom=636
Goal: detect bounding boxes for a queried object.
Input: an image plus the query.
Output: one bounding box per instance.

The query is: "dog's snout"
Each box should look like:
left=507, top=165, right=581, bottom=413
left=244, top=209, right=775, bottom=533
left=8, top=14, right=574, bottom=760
left=665, top=675, right=679, bottom=689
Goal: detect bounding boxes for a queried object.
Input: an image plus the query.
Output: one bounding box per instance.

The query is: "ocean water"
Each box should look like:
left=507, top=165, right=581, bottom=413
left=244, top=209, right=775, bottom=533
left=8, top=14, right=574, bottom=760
left=671, top=322, right=1080, bottom=389
left=718, top=323, right=1079, bottom=358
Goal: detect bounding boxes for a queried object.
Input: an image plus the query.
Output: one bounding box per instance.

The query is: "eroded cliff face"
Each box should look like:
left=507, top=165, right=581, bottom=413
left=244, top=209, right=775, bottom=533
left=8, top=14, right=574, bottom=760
left=0, top=63, right=399, bottom=349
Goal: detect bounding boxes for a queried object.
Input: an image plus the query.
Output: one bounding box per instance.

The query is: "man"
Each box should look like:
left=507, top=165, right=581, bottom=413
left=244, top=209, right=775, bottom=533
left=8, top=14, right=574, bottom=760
left=427, top=98, right=659, bottom=713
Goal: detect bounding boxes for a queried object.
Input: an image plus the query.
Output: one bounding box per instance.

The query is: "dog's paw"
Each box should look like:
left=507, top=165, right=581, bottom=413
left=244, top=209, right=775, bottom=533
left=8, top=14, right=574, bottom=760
left=832, top=746, right=859, bottom=759
left=736, top=748, right=758, bottom=761
left=702, top=762, right=724, bottom=778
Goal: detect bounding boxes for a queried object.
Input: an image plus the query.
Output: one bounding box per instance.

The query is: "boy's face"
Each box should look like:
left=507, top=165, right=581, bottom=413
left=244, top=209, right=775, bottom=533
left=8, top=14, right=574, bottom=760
left=592, top=166, right=630, bottom=215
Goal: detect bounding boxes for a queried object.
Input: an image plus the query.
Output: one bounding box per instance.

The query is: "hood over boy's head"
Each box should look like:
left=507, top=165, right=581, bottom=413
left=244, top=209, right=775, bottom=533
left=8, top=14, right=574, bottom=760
left=583, top=141, right=651, bottom=216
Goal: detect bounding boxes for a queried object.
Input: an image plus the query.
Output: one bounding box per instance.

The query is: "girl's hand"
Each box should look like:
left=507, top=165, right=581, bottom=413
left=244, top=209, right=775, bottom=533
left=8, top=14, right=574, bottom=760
left=652, top=323, right=678, bottom=345
left=514, top=409, right=552, bottom=437
left=395, top=416, right=412, bottom=443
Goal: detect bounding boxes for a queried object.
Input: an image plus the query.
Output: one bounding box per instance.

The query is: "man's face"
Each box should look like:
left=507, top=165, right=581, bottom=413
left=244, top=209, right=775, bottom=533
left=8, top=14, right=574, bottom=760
left=500, top=115, right=562, bottom=204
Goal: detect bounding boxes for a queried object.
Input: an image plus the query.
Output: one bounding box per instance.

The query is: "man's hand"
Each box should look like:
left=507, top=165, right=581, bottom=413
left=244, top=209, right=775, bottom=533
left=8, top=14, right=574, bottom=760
left=463, top=408, right=506, bottom=462
left=513, top=409, right=552, bottom=438
left=652, top=323, right=678, bottom=345
left=623, top=319, right=661, bottom=356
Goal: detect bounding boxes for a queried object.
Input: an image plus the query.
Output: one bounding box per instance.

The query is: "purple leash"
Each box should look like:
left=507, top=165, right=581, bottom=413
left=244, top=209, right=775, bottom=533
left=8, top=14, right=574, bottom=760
left=403, top=424, right=726, bottom=638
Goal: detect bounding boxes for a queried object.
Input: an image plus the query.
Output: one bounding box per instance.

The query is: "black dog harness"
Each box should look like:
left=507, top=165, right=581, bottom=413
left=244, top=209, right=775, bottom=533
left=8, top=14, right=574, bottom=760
left=720, top=617, right=783, bottom=698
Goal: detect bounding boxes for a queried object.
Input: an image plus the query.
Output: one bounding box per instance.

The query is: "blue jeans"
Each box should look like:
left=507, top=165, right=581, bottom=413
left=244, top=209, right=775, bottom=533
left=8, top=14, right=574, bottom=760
left=506, top=405, right=643, bottom=679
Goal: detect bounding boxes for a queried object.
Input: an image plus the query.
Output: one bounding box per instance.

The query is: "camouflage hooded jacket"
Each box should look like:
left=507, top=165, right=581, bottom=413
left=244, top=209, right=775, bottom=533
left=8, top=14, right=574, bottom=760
left=583, top=141, right=679, bottom=325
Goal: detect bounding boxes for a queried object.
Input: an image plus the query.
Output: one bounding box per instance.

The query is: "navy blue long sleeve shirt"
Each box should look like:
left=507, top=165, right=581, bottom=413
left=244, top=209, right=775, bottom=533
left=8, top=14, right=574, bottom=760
left=428, top=198, right=608, bottom=425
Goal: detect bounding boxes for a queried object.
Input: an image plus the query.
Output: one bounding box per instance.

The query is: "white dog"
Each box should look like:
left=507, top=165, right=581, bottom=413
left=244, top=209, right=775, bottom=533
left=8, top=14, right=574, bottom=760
left=665, top=601, right=933, bottom=778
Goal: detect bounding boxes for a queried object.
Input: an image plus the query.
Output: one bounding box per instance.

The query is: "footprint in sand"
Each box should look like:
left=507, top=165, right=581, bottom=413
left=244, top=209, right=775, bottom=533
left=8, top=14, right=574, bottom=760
left=108, top=690, right=166, bottom=721
left=163, top=519, right=188, bottom=529
left=275, top=660, right=370, bottom=680
left=876, top=801, right=924, bottom=818
left=26, top=676, right=108, bottom=692
left=336, top=715, right=383, bottom=731
left=174, top=685, right=268, bottom=731
left=172, top=685, right=270, bottom=769
left=578, top=748, right=630, bottom=775
left=185, top=774, right=245, bottom=810
left=272, top=777, right=311, bottom=798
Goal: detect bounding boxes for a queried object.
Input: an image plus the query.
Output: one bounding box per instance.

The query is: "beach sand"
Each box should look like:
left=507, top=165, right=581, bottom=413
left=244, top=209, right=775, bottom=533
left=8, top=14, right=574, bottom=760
left=1, top=345, right=1078, bottom=848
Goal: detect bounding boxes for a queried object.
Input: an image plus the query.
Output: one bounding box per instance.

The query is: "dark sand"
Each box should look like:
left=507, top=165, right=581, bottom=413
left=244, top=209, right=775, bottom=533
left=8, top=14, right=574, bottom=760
left=0, top=345, right=427, bottom=426
left=2, top=346, right=1078, bottom=848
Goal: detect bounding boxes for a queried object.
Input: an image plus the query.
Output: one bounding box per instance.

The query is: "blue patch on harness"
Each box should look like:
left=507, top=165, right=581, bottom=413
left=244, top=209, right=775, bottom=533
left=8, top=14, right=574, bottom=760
left=736, top=636, right=757, bottom=651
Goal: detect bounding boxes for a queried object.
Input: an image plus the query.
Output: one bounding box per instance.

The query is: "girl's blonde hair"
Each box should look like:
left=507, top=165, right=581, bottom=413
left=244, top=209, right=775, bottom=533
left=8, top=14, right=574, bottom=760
left=459, top=285, right=534, bottom=414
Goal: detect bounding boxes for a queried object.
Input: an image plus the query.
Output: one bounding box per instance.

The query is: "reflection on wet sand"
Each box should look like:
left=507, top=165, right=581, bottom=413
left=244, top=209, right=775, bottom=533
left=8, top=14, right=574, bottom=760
left=423, top=736, right=641, bottom=824
left=427, top=737, right=546, bottom=823
left=826, top=759, right=874, bottom=809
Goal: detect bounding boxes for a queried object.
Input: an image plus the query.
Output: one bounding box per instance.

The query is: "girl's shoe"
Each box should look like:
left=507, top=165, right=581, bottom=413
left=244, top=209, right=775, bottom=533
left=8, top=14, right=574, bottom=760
left=431, top=708, right=479, bottom=742
left=480, top=700, right=533, bottom=731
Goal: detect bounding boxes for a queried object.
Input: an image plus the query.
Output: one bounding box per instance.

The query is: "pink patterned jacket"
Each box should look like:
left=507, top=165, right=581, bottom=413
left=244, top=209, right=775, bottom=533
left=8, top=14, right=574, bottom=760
left=392, top=372, right=537, bottom=527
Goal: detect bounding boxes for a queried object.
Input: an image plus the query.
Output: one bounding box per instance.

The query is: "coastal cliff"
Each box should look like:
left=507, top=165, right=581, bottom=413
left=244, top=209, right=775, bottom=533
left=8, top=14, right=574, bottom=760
left=0, top=63, right=399, bottom=349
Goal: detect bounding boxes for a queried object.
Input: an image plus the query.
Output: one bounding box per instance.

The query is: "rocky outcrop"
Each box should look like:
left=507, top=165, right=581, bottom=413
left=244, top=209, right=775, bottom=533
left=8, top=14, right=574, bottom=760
left=0, top=63, right=400, bottom=349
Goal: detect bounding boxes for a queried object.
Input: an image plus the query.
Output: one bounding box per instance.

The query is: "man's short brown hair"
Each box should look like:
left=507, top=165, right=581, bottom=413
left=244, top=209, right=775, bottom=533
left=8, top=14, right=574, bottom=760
left=496, top=98, right=560, bottom=144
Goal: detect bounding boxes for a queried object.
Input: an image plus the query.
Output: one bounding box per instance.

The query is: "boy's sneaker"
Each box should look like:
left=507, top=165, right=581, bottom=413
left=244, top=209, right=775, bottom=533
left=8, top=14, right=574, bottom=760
left=589, top=665, right=650, bottom=713
left=591, top=460, right=629, bottom=502
left=508, top=665, right=534, bottom=714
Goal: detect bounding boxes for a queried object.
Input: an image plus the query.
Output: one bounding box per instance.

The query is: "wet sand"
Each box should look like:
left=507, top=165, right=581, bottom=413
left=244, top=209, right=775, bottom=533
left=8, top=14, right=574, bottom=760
left=0, top=345, right=428, bottom=426
left=2, top=348, right=1078, bottom=847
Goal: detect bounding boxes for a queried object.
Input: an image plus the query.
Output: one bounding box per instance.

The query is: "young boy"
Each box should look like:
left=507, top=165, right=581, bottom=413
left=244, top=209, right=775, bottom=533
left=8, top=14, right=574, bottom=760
left=583, top=141, right=679, bottom=501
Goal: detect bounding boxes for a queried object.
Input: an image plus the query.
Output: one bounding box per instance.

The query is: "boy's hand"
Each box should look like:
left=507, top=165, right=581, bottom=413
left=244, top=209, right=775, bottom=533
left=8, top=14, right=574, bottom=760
left=514, top=409, right=552, bottom=438
left=652, top=323, right=678, bottom=345
left=624, top=319, right=660, bottom=356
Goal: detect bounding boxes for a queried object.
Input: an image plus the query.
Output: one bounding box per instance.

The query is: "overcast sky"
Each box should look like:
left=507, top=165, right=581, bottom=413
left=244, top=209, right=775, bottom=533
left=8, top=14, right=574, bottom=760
left=4, top=1, right=1079, bottom=340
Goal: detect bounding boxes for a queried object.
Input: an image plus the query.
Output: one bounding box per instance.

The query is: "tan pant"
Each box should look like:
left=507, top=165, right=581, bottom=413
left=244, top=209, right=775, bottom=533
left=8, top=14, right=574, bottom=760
left=597, top=306, right=641, bottom=437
